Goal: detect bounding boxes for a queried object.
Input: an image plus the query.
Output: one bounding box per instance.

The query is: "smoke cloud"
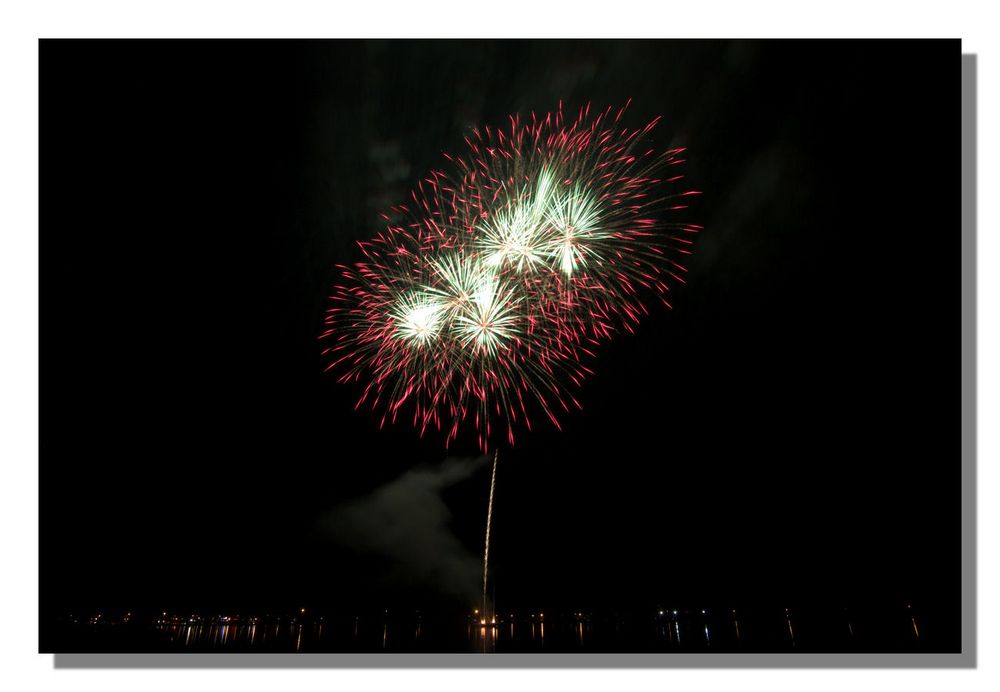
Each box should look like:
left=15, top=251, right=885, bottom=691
left=321, top=456, right=485, bottom=602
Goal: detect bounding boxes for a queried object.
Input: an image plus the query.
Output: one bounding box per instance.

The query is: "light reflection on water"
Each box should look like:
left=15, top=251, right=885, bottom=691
left=144, top=606, right=927, bottom=653
left=158, top=615, right=560, bottom=652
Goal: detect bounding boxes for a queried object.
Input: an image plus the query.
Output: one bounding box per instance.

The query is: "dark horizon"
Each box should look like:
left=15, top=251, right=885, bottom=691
left=39, top=39, right=963, bottom=652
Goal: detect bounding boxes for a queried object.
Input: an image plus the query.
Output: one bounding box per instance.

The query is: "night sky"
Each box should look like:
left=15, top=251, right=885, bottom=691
left=40, top=40, right=962, bottom=647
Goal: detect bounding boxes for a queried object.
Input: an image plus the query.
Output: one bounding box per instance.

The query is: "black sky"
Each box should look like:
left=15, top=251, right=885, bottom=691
left=40, top=40, right=962, bottom=643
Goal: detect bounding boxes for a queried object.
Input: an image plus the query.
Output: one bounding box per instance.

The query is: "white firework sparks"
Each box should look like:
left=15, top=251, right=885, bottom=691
left=392, top=291, right=445, bottom=346
left=541, top=184, right=605, bottom=276
left=453, top=271, right=520, bottom=355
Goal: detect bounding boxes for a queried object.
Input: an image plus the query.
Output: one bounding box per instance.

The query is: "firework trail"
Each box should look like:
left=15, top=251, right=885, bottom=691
left=323, top=101, right=700, bottom=452
left=482, top=449, right=498, bottom=624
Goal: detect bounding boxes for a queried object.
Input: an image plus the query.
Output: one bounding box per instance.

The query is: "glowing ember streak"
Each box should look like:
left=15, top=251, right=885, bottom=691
left=482, top=450, right=498, bottom=635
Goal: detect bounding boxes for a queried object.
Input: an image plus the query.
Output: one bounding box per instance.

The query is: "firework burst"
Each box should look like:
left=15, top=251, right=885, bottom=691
left=323, top=101, right=700, bottom=451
